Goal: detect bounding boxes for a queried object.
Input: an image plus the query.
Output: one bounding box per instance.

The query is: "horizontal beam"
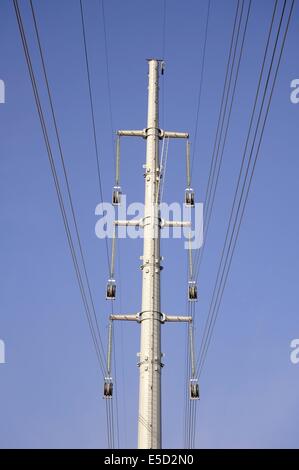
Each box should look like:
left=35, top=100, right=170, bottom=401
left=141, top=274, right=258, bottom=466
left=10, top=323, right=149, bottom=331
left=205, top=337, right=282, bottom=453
left=163, top=315, right=192, bottom=323
left=162, top=131, right=189, bottom=139
left=110, top=313, right=192, bottom=324
left=110, top=314, right=139, bottom=322
left=117, top=129, right=189, bottom=140
left=117, top=130, right=145, bottom=138
left=115, top=219, right=191, bottom=228
left=115, top=219, right=141, bottom=227
left=161, top=220, right=191, bottom=228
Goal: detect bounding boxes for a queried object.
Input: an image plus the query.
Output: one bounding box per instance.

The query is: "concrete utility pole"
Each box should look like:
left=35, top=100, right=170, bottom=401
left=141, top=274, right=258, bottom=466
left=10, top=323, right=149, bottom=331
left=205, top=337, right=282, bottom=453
left=109, top=59, right=192, bottom=449
left=138, top=58, right=163, bottom=449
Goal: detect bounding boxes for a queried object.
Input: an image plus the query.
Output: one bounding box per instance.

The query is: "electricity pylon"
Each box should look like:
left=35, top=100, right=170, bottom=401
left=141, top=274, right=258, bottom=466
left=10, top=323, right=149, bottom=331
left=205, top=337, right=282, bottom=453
left=108, top=59, right=192, bottom=449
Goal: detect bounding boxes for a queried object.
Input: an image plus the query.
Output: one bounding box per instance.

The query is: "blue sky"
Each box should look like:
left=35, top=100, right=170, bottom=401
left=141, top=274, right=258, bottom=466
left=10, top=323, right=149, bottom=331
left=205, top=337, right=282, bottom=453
left=0, top=0, right=298, bottom=449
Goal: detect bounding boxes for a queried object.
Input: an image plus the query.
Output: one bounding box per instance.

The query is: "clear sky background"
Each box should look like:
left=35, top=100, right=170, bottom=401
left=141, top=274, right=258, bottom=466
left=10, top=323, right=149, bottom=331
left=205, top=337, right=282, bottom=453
left=0, top=0, right=298, bottom=449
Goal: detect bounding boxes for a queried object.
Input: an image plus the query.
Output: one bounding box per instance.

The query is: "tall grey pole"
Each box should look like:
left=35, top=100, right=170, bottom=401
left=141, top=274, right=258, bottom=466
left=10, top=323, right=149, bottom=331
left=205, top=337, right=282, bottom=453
left=111, top=60, right=192, bottom=449
left=138, top=59, right=162, bottom=449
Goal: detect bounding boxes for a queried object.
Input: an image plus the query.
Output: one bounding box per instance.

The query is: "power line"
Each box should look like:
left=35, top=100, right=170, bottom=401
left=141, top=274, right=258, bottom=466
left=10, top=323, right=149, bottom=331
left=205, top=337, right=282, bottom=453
left=192, top=0, right=243, bottom=279
left=190, top=0, right=211, bottom=176
left=79, top=0, right=110, bottom=270
left=197, top=0, right=285, bottom=375
left=197, top=0, right=294, bottom=377
left=197, top=0, right=280, bottom=373
left=184, top=1, right=247, bottom=445
left=79, top=0, right=117, bottom=445
left=105, top=400, right=111, bottom=448
left=194, top=0, right=252, bottom=281
left=161, top=0, right=166, bottom=129
left=29, top=0, right=107, bottom=376
left=112, top=316, right=120, bottom=448
left=183, top=315, right=189, bottom=447
left=99, top=0, right=115, bottom=160
left=198, top=0, right=294, bottom=376
left=184, top=304, right=191, bottom=448
left=159, top=137, right=170, bottom=203
left=162, top=0, right=166, bottom=59
left=98, top=0, right=122, bottom=447
left=183, top=251, right=192, bottom=447
left=13, top=0, right=107, bottom=378
left=185, top=0, right=211, bottom=448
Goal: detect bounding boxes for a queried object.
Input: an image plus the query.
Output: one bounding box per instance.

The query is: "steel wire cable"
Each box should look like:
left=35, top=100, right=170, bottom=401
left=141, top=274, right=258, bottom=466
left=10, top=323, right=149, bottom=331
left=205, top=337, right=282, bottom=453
left=196, top=0, right=280, bottom=373
left=192, top=0, right=242, bottom=277
left=13, top=0, right=107, bottom=378
left=196, top=0, right=294, bottom=377
left=190, top=0, right=211, bottom=176
left=194, top=0, right=252, bottom=281
left=79, top=0, right=110, bottom=270
left=29, top=0, right=108, bottom=375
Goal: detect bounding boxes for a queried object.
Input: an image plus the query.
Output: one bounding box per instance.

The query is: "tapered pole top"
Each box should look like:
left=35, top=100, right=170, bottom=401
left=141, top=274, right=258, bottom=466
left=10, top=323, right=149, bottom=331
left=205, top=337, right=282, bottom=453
left=146, top=58, right=164, bottom=63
